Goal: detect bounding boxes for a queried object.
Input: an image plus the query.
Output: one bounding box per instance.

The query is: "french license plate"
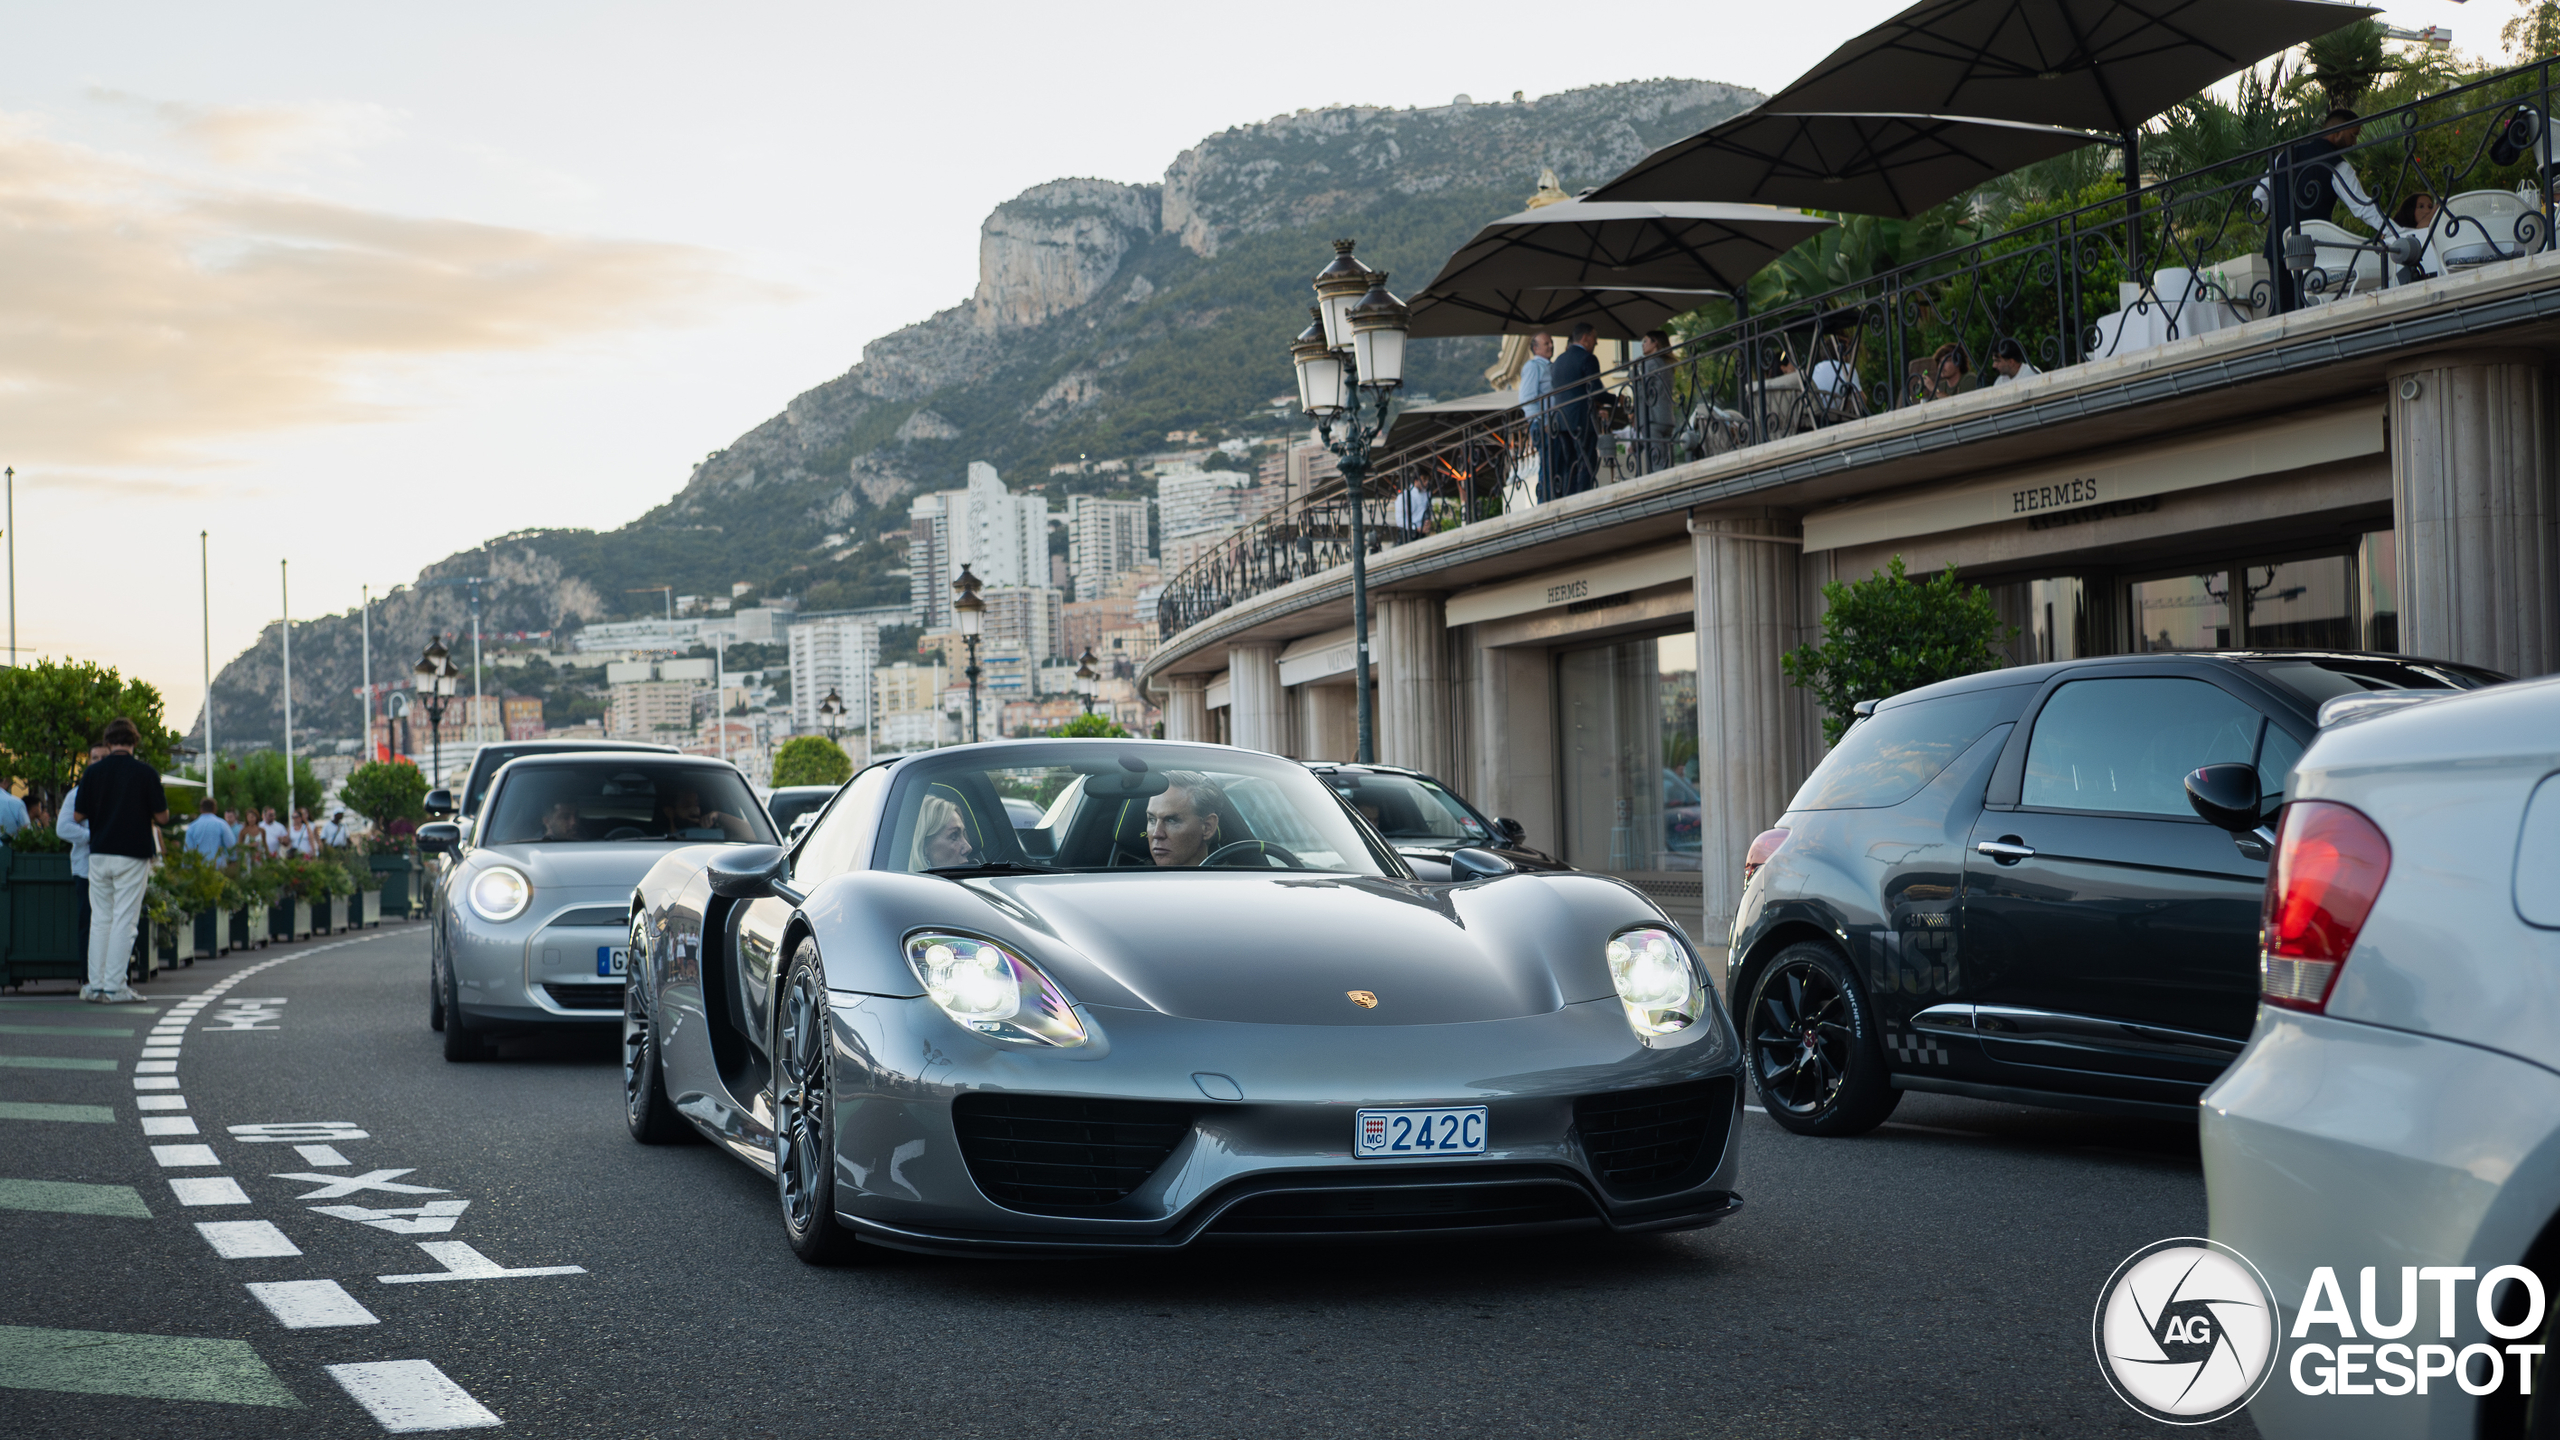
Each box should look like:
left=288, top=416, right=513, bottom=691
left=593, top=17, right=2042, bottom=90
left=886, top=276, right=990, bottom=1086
left=1354, top=1106, right=1487, bottom=1159
left=596, top=946, right=630, bottom=978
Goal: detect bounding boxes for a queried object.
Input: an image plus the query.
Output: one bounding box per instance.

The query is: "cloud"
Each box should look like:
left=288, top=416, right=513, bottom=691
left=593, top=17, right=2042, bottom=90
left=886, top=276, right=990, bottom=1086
left=87, top=87, right=399, bottom=168
left=0, top=112, right=777, bottom=467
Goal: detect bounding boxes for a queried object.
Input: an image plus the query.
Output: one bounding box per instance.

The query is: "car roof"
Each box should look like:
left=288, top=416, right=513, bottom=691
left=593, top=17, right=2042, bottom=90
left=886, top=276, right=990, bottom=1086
left=493, top=752, right=740, bottom=771
left=1874, top=649, right=2501, bottom=713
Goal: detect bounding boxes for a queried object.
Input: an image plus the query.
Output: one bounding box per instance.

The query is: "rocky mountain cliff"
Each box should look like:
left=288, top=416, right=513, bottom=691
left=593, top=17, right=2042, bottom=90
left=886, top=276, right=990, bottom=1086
left=202, top=77, right=1757, bottom=750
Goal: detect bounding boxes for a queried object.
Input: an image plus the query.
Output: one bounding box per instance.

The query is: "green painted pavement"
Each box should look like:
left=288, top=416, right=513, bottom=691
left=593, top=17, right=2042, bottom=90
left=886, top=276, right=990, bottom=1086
left=0, top=1000, right=156, bottom=1013
left=0, top=1103, right=114, bottom=1123
left=0, top=1179, right=152, bottom=1217
left=0, top=1325, right=299, bottom=1408
left=0, top=1056, right=117, bottom=1071
left=0, top=1023, right=132, bottom=1036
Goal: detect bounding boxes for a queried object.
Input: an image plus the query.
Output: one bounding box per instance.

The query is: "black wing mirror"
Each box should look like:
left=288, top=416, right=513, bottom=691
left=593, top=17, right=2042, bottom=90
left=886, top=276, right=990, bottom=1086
left=415, top=822, right=462, bottom=855
left=423, top=788, right=456, bottom=818
left=2185, top=764, right=2264, bottom=833
left=1496, top=817, right=1528, bottom=847
left=1447, top=847, right=1517, bottom=882
left=706, top=845, right=805, bottom=905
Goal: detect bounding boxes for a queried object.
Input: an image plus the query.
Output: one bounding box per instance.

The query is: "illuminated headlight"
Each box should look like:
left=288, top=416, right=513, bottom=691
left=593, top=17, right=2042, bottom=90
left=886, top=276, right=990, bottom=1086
left=905, top=934, right=1087, bottom=1048
left=1606, top=926, right=1701, bottom=1037
left=466, top=866, right=532, bottom=922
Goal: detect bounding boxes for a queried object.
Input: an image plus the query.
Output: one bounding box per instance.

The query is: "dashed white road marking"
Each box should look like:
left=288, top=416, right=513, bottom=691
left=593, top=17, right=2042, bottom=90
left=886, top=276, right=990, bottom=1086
left=248, top=1279, right=380, bottom=1329
left=327, top=1360, right=502, bottom=1432
left=132, top=1076, right=180, bottom=1090
left=135, top=1095, right=187, bottom=1111
left=196, top=1220, right=302, bottom=1259
left=150, top=1144, right=221, bottom=1167
left=376, top=1241, right=585, bottom=1284
left=140, top=1117, right=199, bottom=1136
left=134, top=1060, right=179, bottom=1073
left=140, top=1047, right=180, bottom=1058
left=168, top=1177, right=252, bottom=1206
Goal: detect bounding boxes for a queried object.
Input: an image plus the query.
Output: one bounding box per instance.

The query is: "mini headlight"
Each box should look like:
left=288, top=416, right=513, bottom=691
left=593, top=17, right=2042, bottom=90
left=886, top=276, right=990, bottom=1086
left=1606, top=926, right=1701, bottom=1038
left=466, top=866, right=532, bottom=922
left=905, top=933, right=1087, bottom=1048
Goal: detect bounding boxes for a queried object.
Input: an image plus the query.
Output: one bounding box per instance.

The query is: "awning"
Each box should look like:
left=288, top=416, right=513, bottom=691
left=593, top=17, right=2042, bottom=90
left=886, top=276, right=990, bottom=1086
left=1405, top=200, right=1833, bottom=338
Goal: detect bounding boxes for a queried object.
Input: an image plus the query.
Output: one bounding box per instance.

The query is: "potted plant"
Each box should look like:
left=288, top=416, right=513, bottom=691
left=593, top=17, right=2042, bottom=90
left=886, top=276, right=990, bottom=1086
left=308, top=852, right=355, bottom=934
left=225, top=853, right=278, bottom=951
left=343, top=761, right=426, bottom=920
left=156, top=846, right=233, bottom=961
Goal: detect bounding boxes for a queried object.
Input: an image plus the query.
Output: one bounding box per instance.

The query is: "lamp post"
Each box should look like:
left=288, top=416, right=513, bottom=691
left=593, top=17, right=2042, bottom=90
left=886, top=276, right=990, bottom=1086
left=1294, top=239, right=1409, bottom=766
left=952, top=565, right=986, bottom=744
left=1074, top=646, right=1099, bottom=716
left=817, top=688, right=845, bottom=742
left=413, top=637, right=460, bottom=785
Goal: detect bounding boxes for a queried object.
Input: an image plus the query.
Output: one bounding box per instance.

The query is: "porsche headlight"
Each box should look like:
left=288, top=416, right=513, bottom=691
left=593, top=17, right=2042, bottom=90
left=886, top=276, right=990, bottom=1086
left=905, top=934, right=1087, bottom=1048
left=467, top=866, right=532, bottom=922
left=1606, top=926, right=1701, bottom=1038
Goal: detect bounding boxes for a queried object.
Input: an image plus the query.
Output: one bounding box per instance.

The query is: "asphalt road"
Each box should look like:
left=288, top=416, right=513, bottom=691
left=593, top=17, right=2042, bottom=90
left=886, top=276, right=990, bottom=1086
left=0, top=923, right=2253, bottom=1438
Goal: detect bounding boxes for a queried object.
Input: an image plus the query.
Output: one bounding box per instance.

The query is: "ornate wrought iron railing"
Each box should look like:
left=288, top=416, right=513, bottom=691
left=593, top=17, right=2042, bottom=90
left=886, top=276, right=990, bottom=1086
left=1157, top=58, right=2560, bottom=641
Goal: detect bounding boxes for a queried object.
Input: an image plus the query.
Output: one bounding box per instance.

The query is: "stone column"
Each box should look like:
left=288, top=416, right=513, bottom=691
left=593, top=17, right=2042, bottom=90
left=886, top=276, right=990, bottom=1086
left=1692, top=511, right=1812, bottom=984
left=1160, top=675, right=1209, bottom=743
left=1226, top=645, right=1288, bottom=755
left=2389, top=349, right=2559, bottom=677
left=1375, top=594, right=1451, bottom=777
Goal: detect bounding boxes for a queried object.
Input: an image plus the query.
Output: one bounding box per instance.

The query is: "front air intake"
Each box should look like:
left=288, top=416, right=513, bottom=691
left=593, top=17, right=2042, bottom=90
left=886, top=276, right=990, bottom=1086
left=541, top=983, right=623, bottom=1011
left=951, top=1094, right=1191, bottom=1212
left=1574, top=1076, right=1735, bottom=1198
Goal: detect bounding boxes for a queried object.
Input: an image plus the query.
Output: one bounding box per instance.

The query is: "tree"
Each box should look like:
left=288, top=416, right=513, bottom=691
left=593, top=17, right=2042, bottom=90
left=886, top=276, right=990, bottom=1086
left=2508, top=0, right=2560, bottom=60
left=213, top=750, right=324, bottom=817
left=1781, top=556, right=2016, bottom=746
left=771, top=735, right=853, bottom=787
left=2303, top=20, right=2397, bottom=115
left=1052, top=712, right=1127, bottom=738
left=0, top=659, right=178, bottom=803
left=341, top=761, right=428, bottom=833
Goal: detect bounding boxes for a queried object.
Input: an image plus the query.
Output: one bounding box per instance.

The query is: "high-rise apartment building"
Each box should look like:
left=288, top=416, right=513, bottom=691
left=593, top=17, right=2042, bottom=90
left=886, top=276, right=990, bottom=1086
left=787, top=615, right=880, bottom=736
left=1156, top=466, right=1251, bottom=540
left=1064, top=495, right=1154, bottom=600
left=981, top=586, right=1063, bottom=664
left=908, top=462, right=1052, bottom=628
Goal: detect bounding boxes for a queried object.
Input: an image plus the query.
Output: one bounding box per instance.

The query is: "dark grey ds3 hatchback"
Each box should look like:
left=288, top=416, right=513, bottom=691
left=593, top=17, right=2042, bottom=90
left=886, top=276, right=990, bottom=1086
left=1727, top=649, right=2503, bottom=1136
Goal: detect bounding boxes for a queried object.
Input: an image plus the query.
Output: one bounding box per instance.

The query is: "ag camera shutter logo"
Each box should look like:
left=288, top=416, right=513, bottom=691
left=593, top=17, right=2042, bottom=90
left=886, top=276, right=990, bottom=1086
left=2093, top=1238, right=2278, bottom=1423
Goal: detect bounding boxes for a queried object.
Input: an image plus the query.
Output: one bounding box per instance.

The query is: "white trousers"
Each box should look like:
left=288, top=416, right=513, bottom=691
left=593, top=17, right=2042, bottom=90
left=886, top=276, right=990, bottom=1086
left=86, top=854, right=152, bottom=994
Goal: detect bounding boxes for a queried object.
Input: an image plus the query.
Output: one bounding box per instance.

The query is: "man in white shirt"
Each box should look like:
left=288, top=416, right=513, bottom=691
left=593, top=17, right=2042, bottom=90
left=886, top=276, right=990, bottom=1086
left=1989, top=338, right=2043, bottom=387
left=320, top=810, right=350, bottom=848
left=2256, top=108, right=2396, bottom=313
left=1517, top=334, right=1556, bottom=503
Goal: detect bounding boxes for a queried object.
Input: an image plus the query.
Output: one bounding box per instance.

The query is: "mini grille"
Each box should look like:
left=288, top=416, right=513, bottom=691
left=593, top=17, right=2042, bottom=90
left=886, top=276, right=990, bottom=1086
left=1575, top=1077, right=1734, bottom=1197
left=1209, top=1182, right=1595, bottom=1235
left=541, top=983, right=624, bottom=1011
left=544, top=907, right=629, bottom=929
left=952, top=1094, right=1191, bottom=1212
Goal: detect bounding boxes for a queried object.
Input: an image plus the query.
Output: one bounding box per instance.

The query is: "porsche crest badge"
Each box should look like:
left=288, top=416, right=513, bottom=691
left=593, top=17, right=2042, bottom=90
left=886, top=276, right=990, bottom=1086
left=1346, top=990, right=1379, bottom=1009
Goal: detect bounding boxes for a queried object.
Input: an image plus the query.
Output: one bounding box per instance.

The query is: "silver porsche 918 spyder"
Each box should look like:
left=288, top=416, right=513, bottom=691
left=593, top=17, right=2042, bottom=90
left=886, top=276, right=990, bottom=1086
left=622, top=739, right=1744, bottom=1261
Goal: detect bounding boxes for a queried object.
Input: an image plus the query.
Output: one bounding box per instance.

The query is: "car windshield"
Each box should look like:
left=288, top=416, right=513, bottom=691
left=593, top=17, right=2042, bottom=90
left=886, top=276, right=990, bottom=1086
left=1320, top=772, right=1493, bottom=846
left=2245, top=655, right=2507, bottom=706
left=766, top=788, right=838, bottom=835
left=482, top=762, right=778, bottom=845
left=883, top=744, right=1397, bottom=875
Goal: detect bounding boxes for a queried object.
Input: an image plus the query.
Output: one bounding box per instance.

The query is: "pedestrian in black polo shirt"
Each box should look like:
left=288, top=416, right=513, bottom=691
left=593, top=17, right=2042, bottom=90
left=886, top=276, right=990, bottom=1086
left=71, top=718, right=166, bottom=1003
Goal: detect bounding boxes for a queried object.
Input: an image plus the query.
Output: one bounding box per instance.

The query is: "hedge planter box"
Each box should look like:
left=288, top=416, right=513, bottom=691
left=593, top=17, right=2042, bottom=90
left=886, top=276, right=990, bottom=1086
left=0, top=850, right=86, bottom=987
left=226, top=906, right=260, bottom=951
left=355, top=889, right=381, bottom=929
left=315, top=895, right=347, bottom=935
left=268, top=899, right=312, bottom=943
left=192, top=910, right=222, bottom=959
left=368, top=855, right=414, bottom=918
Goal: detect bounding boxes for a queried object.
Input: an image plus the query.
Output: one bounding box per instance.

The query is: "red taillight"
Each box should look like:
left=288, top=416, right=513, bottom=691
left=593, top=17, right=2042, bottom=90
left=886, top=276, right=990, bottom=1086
left=2260, top=800, right=2392, bottom=1013
left=1742, top=827, right=1791, bottom=882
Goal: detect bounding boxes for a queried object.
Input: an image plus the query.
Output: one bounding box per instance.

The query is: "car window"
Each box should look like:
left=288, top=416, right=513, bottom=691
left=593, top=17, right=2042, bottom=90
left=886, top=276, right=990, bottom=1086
left=1791, top=689, right=2018, bottom=811
left=792, top=766, right=888, bottom=884
left=2256, top=724, right=2306, bottom=803
left=766, top=789, right=837, bottom=835
left=481, top=762, right=776, bottom=845
left=1322, top=773, right=1491, bottom=845
left=2023, top=678, right=2264, bottom=816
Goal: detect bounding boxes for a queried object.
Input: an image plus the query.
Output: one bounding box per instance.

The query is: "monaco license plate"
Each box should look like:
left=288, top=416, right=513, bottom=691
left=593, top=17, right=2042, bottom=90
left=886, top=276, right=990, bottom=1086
left=1354, top=1106, right=1487, bottom=1159
left=596, top=946, right=630, bottom=978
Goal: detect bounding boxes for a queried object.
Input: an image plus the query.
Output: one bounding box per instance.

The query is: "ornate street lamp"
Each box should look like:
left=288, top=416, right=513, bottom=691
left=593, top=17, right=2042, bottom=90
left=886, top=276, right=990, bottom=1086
left=952, top=565, right=986, bottom=744
left=1291, top=240, right=1407, bottom=764
left=412, top=636, right=461, bottom=787
left=816, top=688, right=846, bottom=742
left=1074, top=646, right=1100, bottom=716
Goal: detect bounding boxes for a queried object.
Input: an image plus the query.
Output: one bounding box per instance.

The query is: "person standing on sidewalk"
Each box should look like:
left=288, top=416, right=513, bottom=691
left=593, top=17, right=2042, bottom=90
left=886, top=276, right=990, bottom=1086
left=57, top=745, right=103, bottom=964
left=71, top=719, right=166, bottom=1004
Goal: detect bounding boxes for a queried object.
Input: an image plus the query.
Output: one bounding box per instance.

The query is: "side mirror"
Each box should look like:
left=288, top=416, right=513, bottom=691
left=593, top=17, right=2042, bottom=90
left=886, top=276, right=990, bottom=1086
left=415, top=822, right=462, bottom=855
left=1447, top=847, right=1517, bottom=883
left=706, top=846, right=804, bottom=905
left=2185, top=764, right=2263, bottom=833
left=1496, top=817, right=1528, bottom=847
left=423, top=789, right=456, bottom=818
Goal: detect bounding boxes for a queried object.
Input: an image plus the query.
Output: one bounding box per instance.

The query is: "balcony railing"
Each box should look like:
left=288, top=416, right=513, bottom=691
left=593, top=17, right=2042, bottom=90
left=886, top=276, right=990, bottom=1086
left=1158, top=57, right=2560, bottom=641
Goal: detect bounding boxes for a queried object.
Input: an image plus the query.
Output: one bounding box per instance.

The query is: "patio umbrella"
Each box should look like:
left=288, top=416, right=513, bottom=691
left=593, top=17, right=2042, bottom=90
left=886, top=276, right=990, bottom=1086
left=1588, top=111, right=2110, bottom=218
left=1405, top=200, right=1835, bottom=337
left=1404, top=286, right=1715, bottom=341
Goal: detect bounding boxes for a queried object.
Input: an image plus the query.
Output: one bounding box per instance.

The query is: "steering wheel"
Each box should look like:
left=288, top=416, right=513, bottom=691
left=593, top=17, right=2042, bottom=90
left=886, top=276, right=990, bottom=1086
left=604, top=826, right=648, bottom=841
left=1203, top=839, right=1308, bottom=870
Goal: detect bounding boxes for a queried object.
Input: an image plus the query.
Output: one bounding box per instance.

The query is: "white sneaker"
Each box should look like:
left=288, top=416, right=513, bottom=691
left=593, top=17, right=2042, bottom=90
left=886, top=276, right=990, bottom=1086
left=99, top=990, right=145, bottom=1005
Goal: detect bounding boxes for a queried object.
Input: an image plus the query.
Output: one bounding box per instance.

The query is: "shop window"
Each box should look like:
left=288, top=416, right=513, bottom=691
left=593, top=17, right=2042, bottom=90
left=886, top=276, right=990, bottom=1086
left=1558, top=632, right=1697, bottom=874
left=2357, top=529, right=2399, bottom=652
left=2240, top=556, right=2355, bottom=648
left=1990, top=576, right=2088, bottom=664
left=2129, top=574, right=2229, bottom=652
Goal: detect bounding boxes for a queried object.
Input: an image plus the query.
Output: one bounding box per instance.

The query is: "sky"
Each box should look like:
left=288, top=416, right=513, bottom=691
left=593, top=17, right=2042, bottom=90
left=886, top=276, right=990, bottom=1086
left=1, top=0, right=2481, bottom=732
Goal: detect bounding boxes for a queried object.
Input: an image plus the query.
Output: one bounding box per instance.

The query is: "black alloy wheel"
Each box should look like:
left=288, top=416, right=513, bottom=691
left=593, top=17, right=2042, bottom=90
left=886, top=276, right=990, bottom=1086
left=773, top=940, right=870, bottom=1265
left=622, top=965, right=690, bottom=1144
left=437, top=947, right=483, bottom=1063
left=1746, top=941, right=1898, bottom=1137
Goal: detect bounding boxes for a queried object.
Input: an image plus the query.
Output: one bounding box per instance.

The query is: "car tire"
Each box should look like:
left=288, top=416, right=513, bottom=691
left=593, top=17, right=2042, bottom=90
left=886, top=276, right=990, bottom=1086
left=1745, top=941, right=1900, bottom=1137
left=773, top=940, right=872, bottom=1265
left=622, top=970, right=691, bottom=1145
left=428, top=949, right=446, bottom=1033
left=438, top=954, right=483, bottom=1063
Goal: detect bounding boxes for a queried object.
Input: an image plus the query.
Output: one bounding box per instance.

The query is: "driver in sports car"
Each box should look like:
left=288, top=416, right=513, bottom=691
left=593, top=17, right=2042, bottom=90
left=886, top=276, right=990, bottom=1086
left=1145, top=771, right=1228, bottom=866
left=661, top=784, right=756, bottom=841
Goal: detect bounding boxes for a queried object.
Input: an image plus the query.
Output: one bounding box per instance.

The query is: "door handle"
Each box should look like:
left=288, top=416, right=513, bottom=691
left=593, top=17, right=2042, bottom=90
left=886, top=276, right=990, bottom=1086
left=1975, top=838, right=2037, bottom=864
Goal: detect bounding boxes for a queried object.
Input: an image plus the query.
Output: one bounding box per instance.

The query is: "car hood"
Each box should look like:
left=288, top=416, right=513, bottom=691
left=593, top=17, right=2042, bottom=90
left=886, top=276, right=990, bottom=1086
left=971, top=872, right=1635, bottom=1026
left=472, top=841, right=713, bottom=890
